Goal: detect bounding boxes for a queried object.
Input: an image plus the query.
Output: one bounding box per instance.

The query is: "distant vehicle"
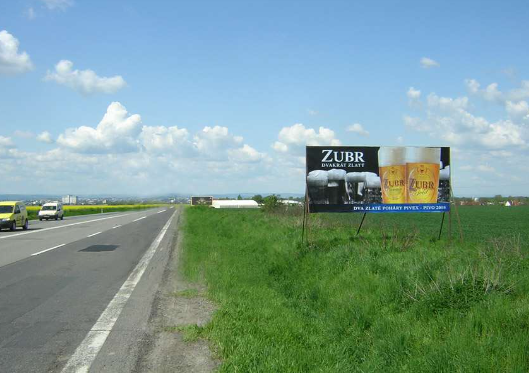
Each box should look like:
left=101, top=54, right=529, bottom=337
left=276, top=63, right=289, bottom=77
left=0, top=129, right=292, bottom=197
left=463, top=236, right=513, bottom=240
left=38, top=202, right=64, bottom=221
left=0, top=201, right=29, bottom=231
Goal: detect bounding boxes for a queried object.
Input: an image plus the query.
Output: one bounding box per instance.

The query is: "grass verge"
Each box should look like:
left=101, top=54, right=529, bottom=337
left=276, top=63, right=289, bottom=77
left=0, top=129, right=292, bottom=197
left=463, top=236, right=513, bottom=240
left=181, top=206, right=529, bottom=372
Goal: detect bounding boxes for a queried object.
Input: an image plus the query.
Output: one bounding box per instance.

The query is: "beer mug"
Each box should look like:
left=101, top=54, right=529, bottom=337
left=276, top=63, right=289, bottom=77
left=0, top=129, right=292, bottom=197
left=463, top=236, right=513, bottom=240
left=345, top=172, right=365, bottom=203
left=406, top=147, right=441, bottom=203
left=307, top=170, right=329, bottom=204
left=364, top=172, right=382, bottom=204
left=327, top=169, right=346, bottom=205
left=378, top=147, right=406, bottom=204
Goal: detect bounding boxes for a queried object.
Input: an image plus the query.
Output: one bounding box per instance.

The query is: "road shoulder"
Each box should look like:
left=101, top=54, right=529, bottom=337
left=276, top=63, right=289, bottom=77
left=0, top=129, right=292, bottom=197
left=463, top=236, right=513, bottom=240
left=133, top=209, right=219, bottom=373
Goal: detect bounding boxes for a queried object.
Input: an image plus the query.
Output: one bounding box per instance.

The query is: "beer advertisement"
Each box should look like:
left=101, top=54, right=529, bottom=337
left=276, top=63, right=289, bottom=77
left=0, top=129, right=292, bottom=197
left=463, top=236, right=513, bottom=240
left=306, top=146, right=451, bottom=213
left=191, top=196, right=213, bottom=206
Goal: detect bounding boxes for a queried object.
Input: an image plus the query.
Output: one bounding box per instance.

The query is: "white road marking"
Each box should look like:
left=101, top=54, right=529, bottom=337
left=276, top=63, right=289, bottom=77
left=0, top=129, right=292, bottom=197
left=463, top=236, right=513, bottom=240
left=31, top=244, right=66, bottom=256
left=133, top=216, right=146, bottom=222
left=156, top=210, right=166, bottom=214
left=112, top=225, right=122, bottom=229
left=87, top=232, right=101, bottom=238
left=0, top=213, right=134, bottom=241
left=61, top=211, right=176, bottom=373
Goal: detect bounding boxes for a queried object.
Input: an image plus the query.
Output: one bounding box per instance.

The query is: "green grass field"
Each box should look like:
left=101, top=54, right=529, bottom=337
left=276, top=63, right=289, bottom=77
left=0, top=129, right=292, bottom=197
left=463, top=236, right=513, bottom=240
left=26, top=204, right=166, bottom=220
left=180, top=206, right=529, bottom=372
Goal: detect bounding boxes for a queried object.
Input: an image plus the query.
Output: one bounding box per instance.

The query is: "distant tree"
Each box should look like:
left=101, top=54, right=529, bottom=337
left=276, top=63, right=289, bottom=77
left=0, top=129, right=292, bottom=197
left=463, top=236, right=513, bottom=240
left=262, top=195, right=282, bottom=212
left=237, top=194, right=243, bottom=200
left=493, top=195, right=504, bottom=204
left=252, top=194, right=264, bottom=204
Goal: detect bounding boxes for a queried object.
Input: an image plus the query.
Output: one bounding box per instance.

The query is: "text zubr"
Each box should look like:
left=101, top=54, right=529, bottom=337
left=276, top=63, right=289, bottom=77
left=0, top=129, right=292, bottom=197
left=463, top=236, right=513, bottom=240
left=321, top=150, right=365, bottom=163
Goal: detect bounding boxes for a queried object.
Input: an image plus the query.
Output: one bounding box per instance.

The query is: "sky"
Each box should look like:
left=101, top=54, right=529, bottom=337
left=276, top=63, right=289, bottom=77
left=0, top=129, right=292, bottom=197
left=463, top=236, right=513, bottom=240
left=0, top=0, right=528, bottom=197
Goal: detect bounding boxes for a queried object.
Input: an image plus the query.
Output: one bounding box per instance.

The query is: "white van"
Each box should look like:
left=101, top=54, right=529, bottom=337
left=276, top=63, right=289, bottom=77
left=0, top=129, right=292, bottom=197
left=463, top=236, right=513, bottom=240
left=38, top=202, right=64, bottom=221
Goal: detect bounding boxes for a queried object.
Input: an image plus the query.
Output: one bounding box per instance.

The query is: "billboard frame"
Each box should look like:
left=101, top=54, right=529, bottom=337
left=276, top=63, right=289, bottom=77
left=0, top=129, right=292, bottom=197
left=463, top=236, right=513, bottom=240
left=301, top=145, right=462, bottom=243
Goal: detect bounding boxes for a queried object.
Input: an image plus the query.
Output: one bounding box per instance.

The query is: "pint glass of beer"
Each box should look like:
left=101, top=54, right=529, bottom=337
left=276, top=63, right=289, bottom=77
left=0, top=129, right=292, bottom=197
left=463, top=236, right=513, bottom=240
left=378, top=147, right=406, bottom=204
left=327, top=169, right=346, bottom=205
left=307, top=170, right=329, bottom=204
left=406, top=147, right=441, bottom=203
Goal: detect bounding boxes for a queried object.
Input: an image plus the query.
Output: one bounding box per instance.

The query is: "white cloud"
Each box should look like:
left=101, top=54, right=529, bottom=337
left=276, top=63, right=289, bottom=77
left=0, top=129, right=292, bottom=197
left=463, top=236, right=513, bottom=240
left=480, top=120, right=525, bottom=148
left=465, top=79, right=529, bottom=104
left=403, top=115, right=431, bottom=132
left=37, top=131, right=54, bottom=143
left=0, top=30, right=34, bottom=75
left=272, top=141, right=288, bottom=153
left=193, top=126, right=243, bottom=157
left=139, top=125, right=192, bottom=155
left=420, top=57, right=440, bottom=69
left=509, top=81, right=529, bottom=102
left=54, top=102, right=268, bottom=169
left=0, top=136, right=14, bottom=148
left=228, top=144, right=267, bottom=163
left=307, top=109, right=319, bottom=116
left=464, top=79, right=502, bottom=102
left=0, top=136, right=17, bottom=159
left=404, top=87, right=528, bottom=150
left=506, top=100, right=529, bottom=121
left=346, top=123, right=369, bottom=137
left=40, top=0, right=73, bottom=10
left=57, top=102, right=142, bottom=153
left=45, top=60, right=127, bottom=94
left=272, top=123, right=340, bottom=155
left=26, top=7, right=36, bottom=20
left=427, top=93, right=469, bottom=111
left=407, top=87, right=421, bottom=100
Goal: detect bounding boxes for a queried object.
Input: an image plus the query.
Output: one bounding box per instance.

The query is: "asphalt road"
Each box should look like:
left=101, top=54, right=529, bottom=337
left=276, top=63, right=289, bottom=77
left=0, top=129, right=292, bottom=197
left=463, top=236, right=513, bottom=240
left=0, top=206, right=180, bottom=372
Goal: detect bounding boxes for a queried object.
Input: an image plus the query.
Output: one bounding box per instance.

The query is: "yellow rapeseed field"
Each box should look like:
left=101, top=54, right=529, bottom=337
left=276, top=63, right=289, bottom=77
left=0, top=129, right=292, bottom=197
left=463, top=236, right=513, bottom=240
left=26, top=204, right=167, bottom=219
left=27, top=204, right=164, bottom=212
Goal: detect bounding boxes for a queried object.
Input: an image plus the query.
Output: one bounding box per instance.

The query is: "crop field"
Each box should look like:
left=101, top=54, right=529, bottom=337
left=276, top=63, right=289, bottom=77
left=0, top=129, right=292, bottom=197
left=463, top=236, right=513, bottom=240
left=180, top=206, right=529, bottom=372
left=26, top=204, right=165, bottom=220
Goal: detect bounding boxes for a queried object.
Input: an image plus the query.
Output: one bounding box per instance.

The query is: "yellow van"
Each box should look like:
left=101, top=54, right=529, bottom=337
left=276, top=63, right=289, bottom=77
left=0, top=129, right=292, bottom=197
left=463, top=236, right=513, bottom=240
left=0, top=201, right=29, bottom=231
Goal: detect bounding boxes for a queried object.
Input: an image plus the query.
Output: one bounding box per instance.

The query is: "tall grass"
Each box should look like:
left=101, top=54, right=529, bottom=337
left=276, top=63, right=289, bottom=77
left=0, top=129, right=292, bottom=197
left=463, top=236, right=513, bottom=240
left=181, top=206, right=529, bottom=372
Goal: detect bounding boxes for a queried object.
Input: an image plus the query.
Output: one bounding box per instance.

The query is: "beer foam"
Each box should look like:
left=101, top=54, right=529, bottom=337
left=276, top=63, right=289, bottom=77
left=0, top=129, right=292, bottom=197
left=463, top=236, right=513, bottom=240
left=345, top=172, right=365, bottom=183
left=406, top=147, right=441, bottom=164
left=364, top=173, right=381, bottom=188
left=307, top=170, right=328, bottom=186
left=378, top=147, right=405, bottom=167
left=440, top=165, right=450, bottom=180
left=327, top=169, right=346, bottom=181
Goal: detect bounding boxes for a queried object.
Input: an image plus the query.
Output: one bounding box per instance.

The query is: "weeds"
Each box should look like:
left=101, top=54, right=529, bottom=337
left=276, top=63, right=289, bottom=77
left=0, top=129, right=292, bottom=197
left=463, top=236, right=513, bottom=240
left=164, top=324, right=207, bottom=342
left=181, top=206, right=529, bottom=372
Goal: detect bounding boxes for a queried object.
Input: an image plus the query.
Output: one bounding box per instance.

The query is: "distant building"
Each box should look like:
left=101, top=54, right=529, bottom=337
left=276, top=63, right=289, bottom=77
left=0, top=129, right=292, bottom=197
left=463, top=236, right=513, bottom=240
left=211, top=200, right=259, bottom=209
left=62, top=195, right=78, bottom=205
left=280, top=200, right=303, bottom=206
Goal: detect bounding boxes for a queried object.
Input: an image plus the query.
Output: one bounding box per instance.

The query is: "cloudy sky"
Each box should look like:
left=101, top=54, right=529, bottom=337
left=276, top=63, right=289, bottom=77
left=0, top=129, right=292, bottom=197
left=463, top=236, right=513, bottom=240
left=1, top=0, right=528, bottom=197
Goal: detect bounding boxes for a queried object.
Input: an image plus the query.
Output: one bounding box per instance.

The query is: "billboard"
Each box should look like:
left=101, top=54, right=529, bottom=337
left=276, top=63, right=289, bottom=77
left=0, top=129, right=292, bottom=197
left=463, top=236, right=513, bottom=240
left=306, top=146, right=450, bottom=213
left=191, top=196, right=213, bottom=206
